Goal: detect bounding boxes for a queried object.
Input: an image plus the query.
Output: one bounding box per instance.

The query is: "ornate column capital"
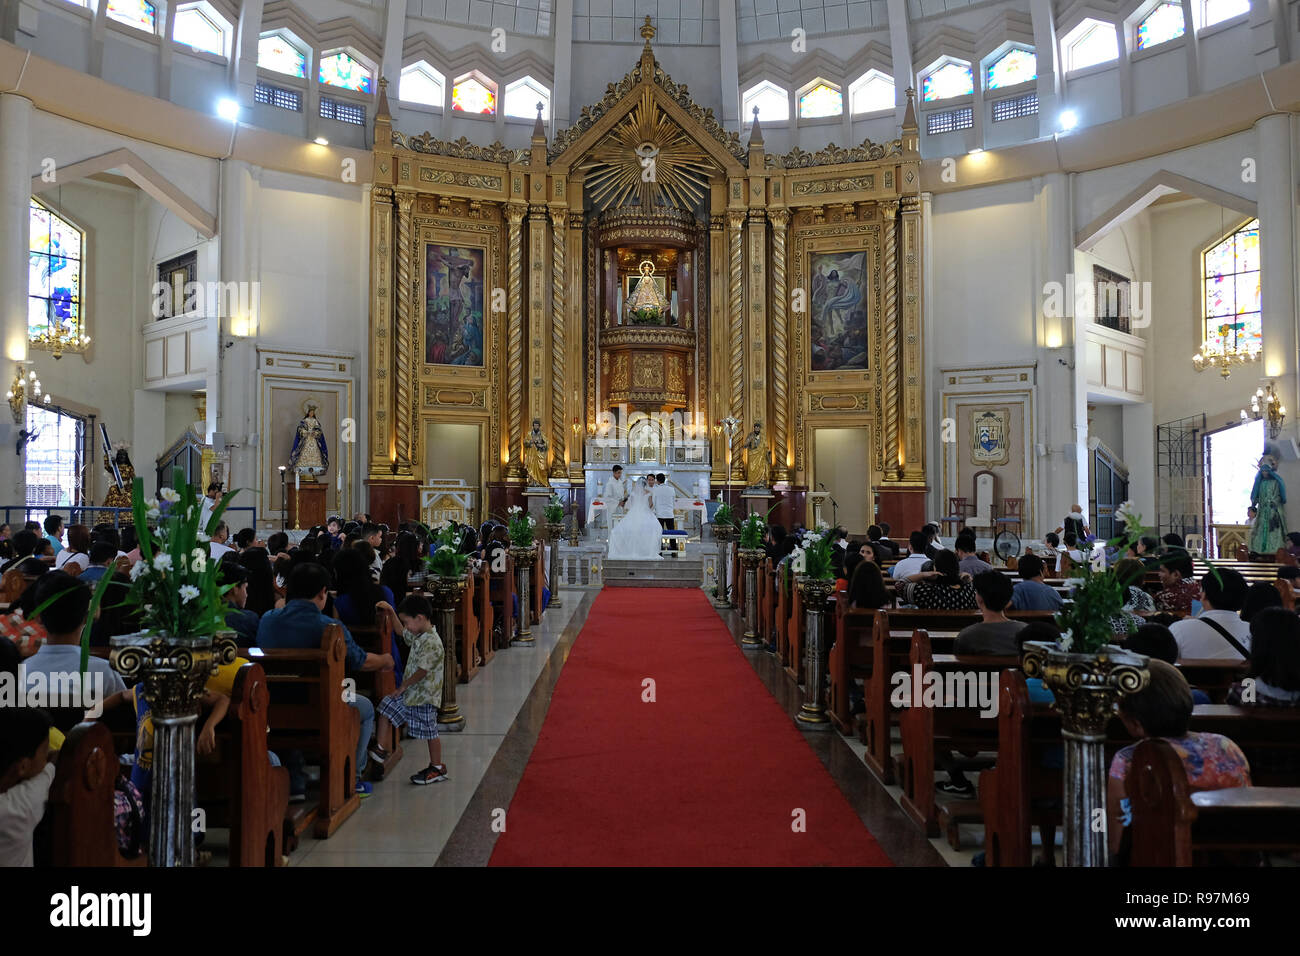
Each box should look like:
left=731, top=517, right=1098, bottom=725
left=768, top=208, right=789, bottom=229
left=507, top=201, right=528, bottom=226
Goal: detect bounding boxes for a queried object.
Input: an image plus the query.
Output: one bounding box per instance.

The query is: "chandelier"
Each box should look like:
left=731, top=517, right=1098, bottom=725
left=6, top=365, right=50, bottom=424
left=1242, top=382, right=1286, bottom=438
left=1191, top=338, right=1259, bottom=379
left=32, top=323, right=91, bottom=360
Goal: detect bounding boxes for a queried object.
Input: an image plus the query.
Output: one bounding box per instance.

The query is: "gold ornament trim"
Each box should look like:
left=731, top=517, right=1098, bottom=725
left=392, top=132, right=528, bottom=165
left=768, top=138, right=903, bottom=169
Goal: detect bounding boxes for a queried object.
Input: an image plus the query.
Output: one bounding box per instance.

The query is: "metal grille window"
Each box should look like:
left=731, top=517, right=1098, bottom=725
left=320, top=96, right=365, bottom=125
left=926, top=106, right=974, bottom=135
left=1157, top=413, right=1205, bottom=541
left=26, top=404, right=86, bottom=509
left=254, top=82, right=302, bottom=112
left=992, top=92, right=1038, bottom=122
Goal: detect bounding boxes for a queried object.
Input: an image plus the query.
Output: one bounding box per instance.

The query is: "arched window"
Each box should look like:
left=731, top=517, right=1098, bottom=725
left=1202, top=0, right=1250, bottom=27
left=1203, top=218, right=1261, bottom=359
left=400, top=61, right=445, bottom=107
left=452, top=73, right=497, bottom=114
left=921, top=60, right=973, bottom=102
left=504, top=76, right=551, bottom=119
left=798, top=81, right=843, bottom=118
left=987, top=49, right=1037, bottom=89
left=106, top=0, right=157, bottom=33
left=174, top=3, right=231, bottom=57
left=1137, top=3, right=1185, bottom=48
left=850, top=71, right=894, bottom=114
left=258, top=32, right=307, bottom=78
left=742, top=80, right=789, bottom=123
left=319, top=51, right=373, bottom=93
left=28, top=199, right=87, bottom=353
left=1062, top=19, right=1118, bottom=72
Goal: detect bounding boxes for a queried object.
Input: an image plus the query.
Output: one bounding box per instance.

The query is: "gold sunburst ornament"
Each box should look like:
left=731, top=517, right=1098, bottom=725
left=582, top=86, right=716, bottom=212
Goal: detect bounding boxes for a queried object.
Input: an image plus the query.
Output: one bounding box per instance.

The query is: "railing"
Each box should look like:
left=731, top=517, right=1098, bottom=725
left=0, top=505, right=258, bottom=531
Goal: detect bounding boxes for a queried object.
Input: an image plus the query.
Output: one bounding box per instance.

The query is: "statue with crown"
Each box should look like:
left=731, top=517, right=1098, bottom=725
left=626, top=259, right=670, bottom=325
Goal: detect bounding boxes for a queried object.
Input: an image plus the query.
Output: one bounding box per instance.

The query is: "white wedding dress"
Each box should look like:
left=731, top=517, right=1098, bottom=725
left=607, top=482, right=663, bottom=560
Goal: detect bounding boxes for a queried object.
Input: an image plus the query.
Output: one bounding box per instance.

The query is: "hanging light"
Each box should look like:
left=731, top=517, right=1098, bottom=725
left=1244, top=382, right=1286, bottom=438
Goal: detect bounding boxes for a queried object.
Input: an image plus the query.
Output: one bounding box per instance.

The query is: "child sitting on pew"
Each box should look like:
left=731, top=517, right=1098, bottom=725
left=369, top=595, right=448, bottom=785
left=1106, top=659, right=1251, bottom=863
left=0, top=706, right=60, bottom=866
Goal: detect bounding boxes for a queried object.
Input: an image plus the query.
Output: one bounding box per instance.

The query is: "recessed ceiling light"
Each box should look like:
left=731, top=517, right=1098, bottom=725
left=314, top=137, right=329, bottom=146
left=216, top=98, right=241, bottom=122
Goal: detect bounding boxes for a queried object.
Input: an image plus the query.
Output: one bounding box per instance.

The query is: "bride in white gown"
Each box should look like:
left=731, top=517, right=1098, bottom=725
left=607, top=477, right=663, bottom=560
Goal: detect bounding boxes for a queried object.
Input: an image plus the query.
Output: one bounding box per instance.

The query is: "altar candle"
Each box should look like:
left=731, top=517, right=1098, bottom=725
left=295, top=470, right=300, bottom=492
left=337, top=467, right=342, bottom=492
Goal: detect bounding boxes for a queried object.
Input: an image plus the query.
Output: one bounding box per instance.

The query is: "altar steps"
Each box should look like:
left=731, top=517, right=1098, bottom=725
left=602, top=557, right=703, bottom=589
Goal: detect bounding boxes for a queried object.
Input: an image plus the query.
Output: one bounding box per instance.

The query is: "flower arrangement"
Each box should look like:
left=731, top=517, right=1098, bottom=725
left=713, top=495, right=737, bottom=529
left=790, top=526, right=836, bottom=581
left=629, top=306, right=663, bottom=325
left=424, top=519, right=470, bottom=579
left=543, top=494, right=565, bottom=525
left=120, top=470, right=238, bottom=640
left=739, top=511, right=767, bottom=550
left=505, top=504, right=536, bottom=549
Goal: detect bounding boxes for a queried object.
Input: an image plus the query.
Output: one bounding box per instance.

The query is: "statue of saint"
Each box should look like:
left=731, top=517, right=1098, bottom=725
left=626, top=260, right=669, bottom=324
left=289, top=402, right=329, bottom=477
left=524, top=418, right=550, bottom=489
left=104, top=447, right=135, bottom=523
left=743, top=421, right=770, bottom=490
left=1250, top=446, right=1288, bottom=556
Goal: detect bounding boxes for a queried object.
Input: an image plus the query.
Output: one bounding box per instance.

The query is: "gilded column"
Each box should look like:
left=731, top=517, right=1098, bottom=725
left=506, top=202, right=526, bottom=479
left=746, top=209, right=767, bottom=466
left=709, top=214, right=727, bottom=483
left=369, top=185, right=395, bottom=476
left=549, top=209, right=567, bottom=477
left=880, top=199, right=901, bottom=479
left=900, top=195, right=925, bottom=482
left=769, top=209, right=789, bottom=483
left=567, top=212, right=585, bottom=476
left=727, top=209, right=746, bottom=459
left=393, top=190, right=416, bottom=476
left=528, top=204, right=548, bottom=467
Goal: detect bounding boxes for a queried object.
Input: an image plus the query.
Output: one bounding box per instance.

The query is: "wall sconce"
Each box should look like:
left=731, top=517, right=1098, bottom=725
left=6, top=365, right=49, bottom=425
left=1242, top=382, right=1286, bottom=438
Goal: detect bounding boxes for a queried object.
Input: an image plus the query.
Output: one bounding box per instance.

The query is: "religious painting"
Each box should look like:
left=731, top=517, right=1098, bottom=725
left=424, top=243, right=485, bottom=367
left=971, top=408, right=1011, bottom=466
left=809, top=250, right=869, bottom=371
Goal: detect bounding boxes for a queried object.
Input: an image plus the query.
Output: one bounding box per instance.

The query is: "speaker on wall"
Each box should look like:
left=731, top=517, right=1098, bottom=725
left=211, top=431, right=226, bottom=451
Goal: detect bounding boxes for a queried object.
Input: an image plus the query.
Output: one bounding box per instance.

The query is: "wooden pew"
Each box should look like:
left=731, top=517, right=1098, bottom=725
left=488, top=552, right=516, bottom=648
left=1178, top=704, right=1300, bottom=787
left=198, top=663, right=291, bottom=867
left=1176, top=658, right=1248, bottom=703
left=896, top=632, right=1011, bottom=837
left=472, top=562, right=494, bottom=667
left=45, top=721, right=147, bottom=867
left=829, top=596, right=876, bottom=734
left=455, top=567, right=482, bottom=682
left=532, top=545, right=545, bottom=624
left=1127, top=737, right=1300, bottom=866
left=248, top=623, right=361, bottom=839
left=757, top=558, right=774, bottom=648
left=346, top=614, right=403, bottom=780
left=785, top=576, right=805, bottom=683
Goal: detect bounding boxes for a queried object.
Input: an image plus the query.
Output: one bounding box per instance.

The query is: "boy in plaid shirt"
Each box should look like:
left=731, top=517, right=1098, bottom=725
left=369, top=594, right=448, bottom=784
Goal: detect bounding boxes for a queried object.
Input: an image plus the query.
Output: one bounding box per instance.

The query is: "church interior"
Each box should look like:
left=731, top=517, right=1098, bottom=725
left=2, top=0, right=1300, bottom=898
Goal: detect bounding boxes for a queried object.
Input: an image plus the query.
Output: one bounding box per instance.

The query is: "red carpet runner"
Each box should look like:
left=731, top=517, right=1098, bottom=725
left=489, top=588, right=892, bottom=866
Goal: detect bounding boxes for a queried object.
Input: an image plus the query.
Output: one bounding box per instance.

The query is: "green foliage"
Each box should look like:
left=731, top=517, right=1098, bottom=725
left=713, top=498, right=737, bottom=528
left=630, top=306, right=663, bottom=325
left=791, top=527, right=836, bottom=581
left=739, top=511, right=767, bottom=550
left=504, top=505, right=536, bottom=549
left=424, top=520, right=470, bottom=578
left=543, top=494, right=565, bottom=525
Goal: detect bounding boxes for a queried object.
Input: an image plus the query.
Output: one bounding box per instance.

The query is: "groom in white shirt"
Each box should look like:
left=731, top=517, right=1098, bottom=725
left=600, top=465, right=628, bottom=528
left=651, top=472, right=676, bottom=543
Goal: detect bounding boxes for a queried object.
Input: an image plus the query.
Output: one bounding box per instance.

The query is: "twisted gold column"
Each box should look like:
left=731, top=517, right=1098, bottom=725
left=369, top=186, right=394, bottom=476
left=506, top=203, right=526, bottom=480
left=900, top=196, right=925, bottom=482
left=727, top=210, right=745, bottom=477
left=770, top=209, right=789, bottom=483
left=550, top=209, right=566, bottom=477
left=880, top=200, right=901, bottom=479
left=393, top=190, right=415, bottom=476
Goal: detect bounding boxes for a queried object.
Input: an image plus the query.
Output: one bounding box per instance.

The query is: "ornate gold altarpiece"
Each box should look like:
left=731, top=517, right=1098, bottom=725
left=366, top=20, right=928, bottom=528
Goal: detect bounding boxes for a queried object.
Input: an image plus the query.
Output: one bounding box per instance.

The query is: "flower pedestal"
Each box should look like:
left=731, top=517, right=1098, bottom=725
left=737, top=548, right=767, bottom=648
left=711, top=524, right=736, bottom=608
left=545, top=522, right=565, bottom=609
left=509, top=545, right=538, bottom=646
left=1021, top=641, right=1149, bottom=866
left=795, top=577, right=836, bottom=729
left=109, top=630, right=236, bottom=867
left=427, top=576, right=467, bottom=732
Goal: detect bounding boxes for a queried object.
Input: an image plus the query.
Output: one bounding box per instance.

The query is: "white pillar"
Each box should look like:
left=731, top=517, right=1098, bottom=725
left=232, top=0, right=266, bottom=108
left=0, top=94, right=32, bottom=505
left=379, top=0, right=407, bottom=124
left=552, top=0, right=573, bottom=132
left=719, top=0, right=740, bottom=130
left=884, top=0, right=914, bottom=126
left=1028, top=0, right=1061, bottom=139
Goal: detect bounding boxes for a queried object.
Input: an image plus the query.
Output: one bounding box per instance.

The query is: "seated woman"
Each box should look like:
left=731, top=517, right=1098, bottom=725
left=1240, top=582, right=1284, bottom=624
left=835, top=552, right=864, bottom=592
left=1106, top=659, right=1251, bottom=862
left=900, top=549, right=977, bottom=610
left=1227, top=606, right=1300, bottom=707
left=848, top=559, right=893, bottom=610
left=1108, top=557, right=1155, bottom=634
left=381, top=531, right=423, bottom=605
left=237, top=547, right=277, bottom=617
left=333, top=547, right=395, bottom=629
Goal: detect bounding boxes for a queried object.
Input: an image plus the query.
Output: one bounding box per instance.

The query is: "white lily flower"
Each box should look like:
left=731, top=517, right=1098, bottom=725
left=153, top=553, right=174, bottom=572
left=159, top=487, right=181, bottom=503
left=179, top=585, right=200, bottom=604
left=128, top=560, right=146, bottom=582
left=196, top=531, right=210, bottom=543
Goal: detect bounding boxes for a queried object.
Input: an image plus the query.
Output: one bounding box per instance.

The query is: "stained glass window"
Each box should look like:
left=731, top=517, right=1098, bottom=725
left=400, top=62, right=445, bottom=107
left=799, top=83, right=843, bottom=119
left=987, top=49, right=1037, bottom=89
left=1203, top=218, right=1261, bottom=358
left=106, top=0, right=156, bottom=32
left=850, top=73, right=894, bottom=114
left=742, top=81, right=789, bottom=123
left=504, top=77, right=551, bottom=119
left=1137, top=3, right=1185, bottom=49
left=452, top=77, right=496, bottom=114
left=922, top=62, right=973, bottom=102
left=28, top=199, right=84, bottom=346
left=319, top=51, right=372, bottom=93
left=1063, top=20, right=1118, bottom=72
left=174, top=7, right=227, bottom=56
left=1203, top=0, right=1250, bottom=27
left=258, top=34, right=306, bottom=78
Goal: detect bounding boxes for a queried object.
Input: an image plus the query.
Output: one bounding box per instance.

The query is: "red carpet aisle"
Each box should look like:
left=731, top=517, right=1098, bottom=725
left=490, top=588, right=892, bottom=866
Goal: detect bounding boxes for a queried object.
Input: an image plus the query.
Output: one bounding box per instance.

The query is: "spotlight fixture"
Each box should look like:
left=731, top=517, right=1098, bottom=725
left=216, top=98, right=241, bottom=122
left=314, top=136, right=329, bottom=146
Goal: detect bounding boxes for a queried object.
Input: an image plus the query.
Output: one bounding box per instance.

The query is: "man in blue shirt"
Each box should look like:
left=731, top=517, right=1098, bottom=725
left=43, top=514, right=65, bottom=557
left=1010, top=554, right=1064, bottom=611
left=257, top=562, right=393, bottom=798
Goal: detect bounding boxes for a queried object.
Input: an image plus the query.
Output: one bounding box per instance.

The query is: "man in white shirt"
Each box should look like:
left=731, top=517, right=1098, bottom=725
left=208, top=521, right=235, bottom=561
left=651, top=473, right=677, bottom=551
left=1170, top=568, right=1251, bottom=661
left=199, top=482, right=222, bottom=533
left=890, top=531, right=934, bottom=579
left=22, top=574, right=127, bottom=707
left=599, top=465, right=628, bottom=529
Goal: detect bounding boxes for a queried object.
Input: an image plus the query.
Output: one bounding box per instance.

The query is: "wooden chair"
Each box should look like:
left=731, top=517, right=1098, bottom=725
left=995, top=498, right=1023, bottom=532
left=940, top=497, right=972, bottom=537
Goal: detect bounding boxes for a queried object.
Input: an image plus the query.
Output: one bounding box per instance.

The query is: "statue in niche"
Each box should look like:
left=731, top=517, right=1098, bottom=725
left=626, top=260, right=670, bottom=325
left=524, top=418, right=550, bottom=489
left=103, top=445, right=135, bottom=523
left=289, top=401, right=329, bottom=478
left=743, top=421, right=771, bottom=490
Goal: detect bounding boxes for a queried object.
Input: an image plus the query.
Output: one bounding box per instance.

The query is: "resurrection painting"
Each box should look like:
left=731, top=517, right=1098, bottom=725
left=425, top=243, right=485, bottom=367
left=809, top=250, right=869, bottom=371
